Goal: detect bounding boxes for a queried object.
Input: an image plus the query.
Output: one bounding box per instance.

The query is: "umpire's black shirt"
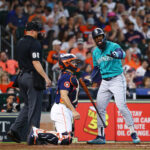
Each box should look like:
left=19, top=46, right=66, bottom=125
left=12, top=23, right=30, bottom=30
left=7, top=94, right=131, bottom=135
left=16, top=35, right=42, bottom=72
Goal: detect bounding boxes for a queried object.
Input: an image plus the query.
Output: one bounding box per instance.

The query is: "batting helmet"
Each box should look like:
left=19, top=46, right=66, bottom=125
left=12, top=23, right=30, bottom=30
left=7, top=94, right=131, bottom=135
left=92, top=28, right=106, bottom=49
left=59, top=53, right=81, bottom=72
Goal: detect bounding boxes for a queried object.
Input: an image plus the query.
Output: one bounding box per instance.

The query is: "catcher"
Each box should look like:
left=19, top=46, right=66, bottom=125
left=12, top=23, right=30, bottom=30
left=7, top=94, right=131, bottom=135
left=27, top=53, right=81, bottom=145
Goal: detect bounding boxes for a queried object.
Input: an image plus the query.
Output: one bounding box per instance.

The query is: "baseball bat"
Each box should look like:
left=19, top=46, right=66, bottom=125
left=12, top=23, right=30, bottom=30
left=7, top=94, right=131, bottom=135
left=79, top=78, right=107, bottom=128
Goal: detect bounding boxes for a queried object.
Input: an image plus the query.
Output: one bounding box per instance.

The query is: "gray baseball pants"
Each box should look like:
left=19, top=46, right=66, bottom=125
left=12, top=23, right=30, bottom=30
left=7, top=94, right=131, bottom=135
left=97, top=73, right=134, bottom=128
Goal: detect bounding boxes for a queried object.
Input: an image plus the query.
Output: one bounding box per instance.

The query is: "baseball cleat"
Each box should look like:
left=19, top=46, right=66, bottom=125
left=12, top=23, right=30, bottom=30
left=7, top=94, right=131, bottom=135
left=7, top=129, right=21, bottom=143
left=27, top=127, right=38, bottom=145
left=131, top=132, right=140, bottom=144
left=87, top=136, right=106, bottom=144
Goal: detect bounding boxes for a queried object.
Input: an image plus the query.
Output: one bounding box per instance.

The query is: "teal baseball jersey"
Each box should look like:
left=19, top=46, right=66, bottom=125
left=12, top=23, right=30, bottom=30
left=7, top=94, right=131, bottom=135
left=93, top=41, right=125, bottom=79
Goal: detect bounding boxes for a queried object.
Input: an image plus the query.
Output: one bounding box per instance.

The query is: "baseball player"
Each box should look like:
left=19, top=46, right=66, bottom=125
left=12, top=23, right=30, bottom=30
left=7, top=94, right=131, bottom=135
left=27, top=53, right=80, bottom=145
left=87, top=28, right=140, bottom=144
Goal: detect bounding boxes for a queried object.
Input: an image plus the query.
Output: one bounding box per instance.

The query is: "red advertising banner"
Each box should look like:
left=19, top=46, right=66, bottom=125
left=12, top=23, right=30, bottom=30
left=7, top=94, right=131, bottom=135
left=74, top=101, right=150, bottom=142
left=115, top=103, right=150, bottom=141
left=74, top=102, right=115, bottom=141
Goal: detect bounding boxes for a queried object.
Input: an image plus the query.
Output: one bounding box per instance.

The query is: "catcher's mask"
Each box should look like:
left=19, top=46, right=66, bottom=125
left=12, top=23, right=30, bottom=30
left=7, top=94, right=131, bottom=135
left=92, top=27, right=106, bottom=49
left=59, top=54, right=81, bottom=72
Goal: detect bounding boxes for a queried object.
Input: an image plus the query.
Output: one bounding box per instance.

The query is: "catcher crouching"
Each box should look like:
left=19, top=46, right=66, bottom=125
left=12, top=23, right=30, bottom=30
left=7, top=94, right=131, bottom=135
left=27, top=53, right=81, bottom=145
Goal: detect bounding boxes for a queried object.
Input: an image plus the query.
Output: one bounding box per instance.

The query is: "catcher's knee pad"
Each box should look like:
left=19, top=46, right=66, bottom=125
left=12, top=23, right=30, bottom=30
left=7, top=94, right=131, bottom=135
left=38, top=133, right=58, bottom=145
left=60, top=132, right=72, bottom=145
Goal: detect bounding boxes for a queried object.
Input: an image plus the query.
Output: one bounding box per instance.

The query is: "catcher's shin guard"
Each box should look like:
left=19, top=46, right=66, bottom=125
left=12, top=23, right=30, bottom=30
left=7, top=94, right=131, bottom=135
left=60, top=132, right=72, bottom=145
left=38, top=133, right=58, bottom=145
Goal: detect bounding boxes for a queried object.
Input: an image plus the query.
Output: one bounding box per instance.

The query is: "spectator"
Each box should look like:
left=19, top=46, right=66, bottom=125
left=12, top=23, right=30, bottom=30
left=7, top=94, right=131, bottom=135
left=61, top=34, right=76, bottom=52
left=71, top=38, right=88, bottom=61
left=128, top=7, right=140, bottom=31
left=145, top=42, right=150, bottom=60
left=0, top=0, right=8, bottom=11
left=115, top=2, right=126, bottom=17
left=128, top=40, right=141, bottom=55
left=57, top=16, right=68, bottom=40
left=66, top=17, right=76, bottom=35
left=57, top=0, right=69, bottom=18
left=125, top=68, right=137, bottom=97
left=91, top=0, right=102, bottom=18
left=125, top=21, right=145, bottom=45
left=47, top=39, right=66, bottom=65
left=50, top=3, right=65, bottom=24
left=0, top=51, right=18, bottom=75
left=79, top=17, right=97, bottom=40
left=84, top=33, right=95, bottom=51
left=117, top=11, right=129, bottom=34
left=1, top=94, right=20, bottom=113
left=143, top=76, right=150, bottom=88
left=134, top=59, right=149, bottom=87
left=98, top=3, right=109, bottom=28
left=24, top=3, right=35, bottom=18
left=85, top=51, right=93, bottom=69
left=28, top=6, right=46, bottom=23
left=144, top=64, right=150, bottom=77
left=8, top=0, right=19, bottom=11
left=43, top=6, right=53, bottom=21
left=7, top=4, right=27, bottom=38
left=39, top=0, right=47, bottom=13
left=124, top=0, right=133, bottom=11
left=105, top=0, right=116, bottom=12
left=23, top=0, right=35, bottom=17
left=82, top=1, right=95, bottom=20
left=142, top=22, right=150, bottom=40
left=125, top=53, right=141, bottom=70
left=0, top=72, right=14, bottom=93
left=76, top=0, right=84, bottom=15
left=136, top=59, right=149, bottom=77
left=104, top=17, right=125, bottom=42
left=74, top=14, right=85, bottom=34
left=44, top=17, right=59, bottom=38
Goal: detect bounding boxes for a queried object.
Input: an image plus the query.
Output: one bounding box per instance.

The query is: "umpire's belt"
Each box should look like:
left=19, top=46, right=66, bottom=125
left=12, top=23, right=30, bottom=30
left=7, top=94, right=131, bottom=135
left=103, top=75, right=118, bottom=81
left=21, top=70, right=33, bottom=74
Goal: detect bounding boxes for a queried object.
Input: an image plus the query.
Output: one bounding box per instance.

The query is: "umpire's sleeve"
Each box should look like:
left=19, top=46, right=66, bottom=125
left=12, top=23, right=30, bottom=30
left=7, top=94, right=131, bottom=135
left=30, top=40, right=42, bottom=61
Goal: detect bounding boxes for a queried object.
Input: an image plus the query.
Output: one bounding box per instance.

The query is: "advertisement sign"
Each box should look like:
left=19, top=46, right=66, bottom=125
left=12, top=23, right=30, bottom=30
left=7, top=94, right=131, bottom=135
left=115, top=103, right=150, bottom=141
left=0, top=116, right=16, bottom=142
left=74, top=101, right=150, bottom=142
left=0, top=114, right=28, bottom=142
left=74, top=102, right=115, bottom=141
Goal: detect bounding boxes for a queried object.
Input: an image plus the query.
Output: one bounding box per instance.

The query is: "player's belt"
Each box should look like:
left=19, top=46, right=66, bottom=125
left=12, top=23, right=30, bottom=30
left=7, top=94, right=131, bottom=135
left=103, top=75, right=118, bottom=81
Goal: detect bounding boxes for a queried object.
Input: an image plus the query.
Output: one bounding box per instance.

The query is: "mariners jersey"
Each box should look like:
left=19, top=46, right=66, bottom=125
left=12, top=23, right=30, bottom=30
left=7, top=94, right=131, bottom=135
left=93, top=41, right=123, bottom=79
left=55, top=71, right=79, bottom=108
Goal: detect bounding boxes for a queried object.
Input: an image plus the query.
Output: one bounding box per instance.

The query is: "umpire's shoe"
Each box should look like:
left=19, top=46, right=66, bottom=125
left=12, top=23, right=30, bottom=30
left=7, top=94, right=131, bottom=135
left=131, top=132, right=140, bottom=144
left=27, top=127, right=37, bottom=145
left=7, top=129, right=21, bottom=143
left=87, top=136, right=105, bottom=144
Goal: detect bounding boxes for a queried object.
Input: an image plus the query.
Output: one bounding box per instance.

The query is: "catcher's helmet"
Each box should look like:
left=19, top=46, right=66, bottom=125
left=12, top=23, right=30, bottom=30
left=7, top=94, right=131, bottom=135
left=92, top=28, right=106, bottom=49
left=25, top=21, right=43, bottom=31
left=59, top=53, right=81, bottom=72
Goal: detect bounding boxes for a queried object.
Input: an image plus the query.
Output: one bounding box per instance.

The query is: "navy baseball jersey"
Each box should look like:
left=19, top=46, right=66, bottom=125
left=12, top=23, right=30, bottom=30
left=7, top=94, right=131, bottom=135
left=55, top=71, right=79, bottom=107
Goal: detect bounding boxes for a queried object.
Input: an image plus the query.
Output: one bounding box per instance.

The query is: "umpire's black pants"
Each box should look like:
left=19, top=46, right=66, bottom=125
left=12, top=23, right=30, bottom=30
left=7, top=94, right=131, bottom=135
left=10, top=72, right=43, bottom=138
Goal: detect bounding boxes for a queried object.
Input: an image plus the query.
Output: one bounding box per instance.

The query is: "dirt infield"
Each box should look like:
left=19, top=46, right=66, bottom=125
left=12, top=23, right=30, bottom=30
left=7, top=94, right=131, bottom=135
left=0, top=142, right=150, bottom=150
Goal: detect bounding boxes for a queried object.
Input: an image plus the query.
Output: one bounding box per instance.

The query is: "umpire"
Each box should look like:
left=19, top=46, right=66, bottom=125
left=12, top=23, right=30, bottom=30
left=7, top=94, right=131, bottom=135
left=7, top=21, right=51, bottom=143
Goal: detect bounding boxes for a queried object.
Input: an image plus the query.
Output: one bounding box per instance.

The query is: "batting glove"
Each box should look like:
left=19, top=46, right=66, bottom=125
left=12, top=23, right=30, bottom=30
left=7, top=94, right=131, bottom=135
left=107, top=51, right=119, bottom=59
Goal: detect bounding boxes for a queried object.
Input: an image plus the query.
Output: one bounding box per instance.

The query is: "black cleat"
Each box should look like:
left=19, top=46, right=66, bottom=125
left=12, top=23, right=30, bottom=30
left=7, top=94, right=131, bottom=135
left=7, top=129, right=21, bottom=143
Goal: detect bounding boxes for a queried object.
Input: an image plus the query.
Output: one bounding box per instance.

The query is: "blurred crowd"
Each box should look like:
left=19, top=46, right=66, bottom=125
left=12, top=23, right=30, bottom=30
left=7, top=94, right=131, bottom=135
left=0, top=0, right=150, bottom=107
